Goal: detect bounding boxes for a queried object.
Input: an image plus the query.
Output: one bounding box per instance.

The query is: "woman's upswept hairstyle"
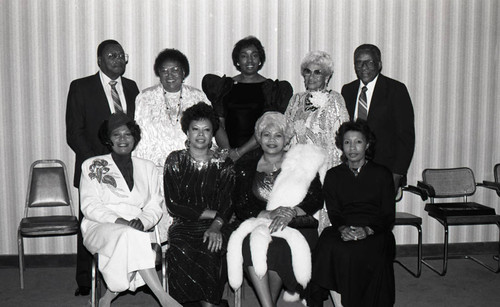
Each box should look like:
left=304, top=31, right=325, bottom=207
left=98, top=112, right=141, bottom=151
left=335, top=120, right=376, bottom=162
left=231, top=36, right=266, bottom=71
left=254, top=111, right=293, bottom=145
left=180, top=102, right=220, bottom=134
left=153, top=48, right=190, bottom=78
left=300, top=50, right=334, bottom=78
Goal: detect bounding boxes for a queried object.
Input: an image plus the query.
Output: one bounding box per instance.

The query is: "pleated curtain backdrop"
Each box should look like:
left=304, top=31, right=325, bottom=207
left=0, top=0, right=499, bottom=255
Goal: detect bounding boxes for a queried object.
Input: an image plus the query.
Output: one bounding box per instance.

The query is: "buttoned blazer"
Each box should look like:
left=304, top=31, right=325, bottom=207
left=66, top=72, right=139, bottom=187
left=341, top=74, right=415, bottom=175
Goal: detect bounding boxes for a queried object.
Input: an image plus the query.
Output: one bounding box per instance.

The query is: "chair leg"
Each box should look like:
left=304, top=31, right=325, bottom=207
left=234, top=287, right=242, bottom=307
left=162, top=252, right=167, bottom=292
left=422, top=222, right=449, bottom=276
left=18, top=230, right=25, bottom=289
left=394, top=223, right=422, bottom=277
left=91, top=255, right=98, bottom=307
left=464, top=222, right=500, bottom=273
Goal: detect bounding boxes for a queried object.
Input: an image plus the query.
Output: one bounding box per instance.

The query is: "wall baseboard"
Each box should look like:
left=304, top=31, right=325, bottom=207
left=0, top=242, right=497, bottom=268
left=396, top=242, right=498, bottom=257
left=0, top=254, right=76, bottom=268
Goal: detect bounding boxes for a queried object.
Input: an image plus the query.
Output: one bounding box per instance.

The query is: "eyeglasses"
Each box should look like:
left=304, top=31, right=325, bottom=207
left=106, top=53, right=129, bottom=62
left=355, top=60, right=377, bottom=69
left=302, top=68, right=323, bottom=77
left=159, top=66, right=183, bottom=77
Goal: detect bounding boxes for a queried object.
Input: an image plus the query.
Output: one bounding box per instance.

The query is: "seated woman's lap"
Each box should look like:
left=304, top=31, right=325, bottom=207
left=312, top=226, right=395, bottom=294
left=242, top=234, right=299, bottom=291
left=84, top=223, right=153, bottom=258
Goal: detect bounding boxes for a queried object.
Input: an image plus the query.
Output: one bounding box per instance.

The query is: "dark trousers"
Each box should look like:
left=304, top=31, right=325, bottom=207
left=76, top=192, right=93, bottom=288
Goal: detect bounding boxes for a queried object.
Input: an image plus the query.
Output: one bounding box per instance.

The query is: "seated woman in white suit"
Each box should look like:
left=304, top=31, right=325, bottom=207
left=79, top=112, right=181, bottom=307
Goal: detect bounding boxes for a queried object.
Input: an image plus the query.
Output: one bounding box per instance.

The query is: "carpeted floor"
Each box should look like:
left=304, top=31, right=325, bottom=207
left=2, top=256, right=500, bottom=306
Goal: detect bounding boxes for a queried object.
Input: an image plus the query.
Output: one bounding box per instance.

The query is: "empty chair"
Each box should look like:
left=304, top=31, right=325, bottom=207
left=418, top=167, right=500, bottom=276
left=18, top=159, right=79, bottom=289
left=394, top=185, right=427, bottom=277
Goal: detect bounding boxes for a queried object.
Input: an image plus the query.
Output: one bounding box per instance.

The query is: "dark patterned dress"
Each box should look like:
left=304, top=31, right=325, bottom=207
left=232, top=155, right=323, bottom=294
left=312, top=161, right=396, bottom=307
left=164, top=150, right=235, bottom=304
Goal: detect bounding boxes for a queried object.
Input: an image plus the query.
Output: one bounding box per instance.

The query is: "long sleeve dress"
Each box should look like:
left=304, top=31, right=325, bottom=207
left=312, top=161, right=396, bottom=307
left=202, top=74, right=293, bottom=159
left=231, top=154, right=324, bottom=294
left=80, top=154, right=163, bottom=292
left=164, top=150, right=235, bottom=304
left=133, top=83, right=210, bottom=242
left=285, top=90, right=349, bottom=233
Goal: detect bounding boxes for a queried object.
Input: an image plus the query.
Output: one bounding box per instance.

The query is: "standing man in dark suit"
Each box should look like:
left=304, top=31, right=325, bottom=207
left=341, top=44, right=415, bottom=189
left=66, top=39, right=139, bottom=296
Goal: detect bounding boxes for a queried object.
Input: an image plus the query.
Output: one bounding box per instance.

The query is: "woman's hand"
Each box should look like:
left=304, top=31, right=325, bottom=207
left=268, top=206, right=296, bottom=233
left=269, top=215, right=293, bottom=233
left=115, top=217, right=129, bottom=225
left=340, top=226, right=368, bottom=241
left=203, top=226, right=223, bottom=253
left=128, top=218, right=145, bottom=231
left=269, top=206, right=296, bottom=220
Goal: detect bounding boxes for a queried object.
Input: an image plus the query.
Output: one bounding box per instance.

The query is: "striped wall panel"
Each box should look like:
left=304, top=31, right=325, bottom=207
left=0, top=0, right=499, bottom=255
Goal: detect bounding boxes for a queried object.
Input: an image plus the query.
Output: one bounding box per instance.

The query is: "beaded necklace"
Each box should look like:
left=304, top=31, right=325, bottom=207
left=164, top=87, right=183, bottom=125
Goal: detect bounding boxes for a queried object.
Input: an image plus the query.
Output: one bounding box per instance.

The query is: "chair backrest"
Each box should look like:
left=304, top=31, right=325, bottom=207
left=422, top=167, right=476, bottom=198
left=494, top=163, right=500, bottom=183
left=25, top=160, right=73, bottom=215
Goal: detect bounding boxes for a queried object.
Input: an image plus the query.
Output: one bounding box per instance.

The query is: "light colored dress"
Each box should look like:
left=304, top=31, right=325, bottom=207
left=133, top=83, right=210, bottom=241
left=285, top=90, right=349, bottom=233
left=80, top=154, right=163, bottom=292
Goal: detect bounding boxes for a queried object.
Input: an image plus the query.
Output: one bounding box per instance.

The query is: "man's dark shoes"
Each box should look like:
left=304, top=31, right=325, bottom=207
left=74, top=286, right=91, bottom=296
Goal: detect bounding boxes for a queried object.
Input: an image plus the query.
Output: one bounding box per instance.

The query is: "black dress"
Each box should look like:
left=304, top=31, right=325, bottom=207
left=312, top=162, right=396, bottom=307
left=232, top=155, right=323, bottom=293
left=164, top=150, right=235, bottom=304
left=202, top=74, right=293, bottom=157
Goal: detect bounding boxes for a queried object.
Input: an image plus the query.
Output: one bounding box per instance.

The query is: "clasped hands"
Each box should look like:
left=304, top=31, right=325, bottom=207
left=340, top=225, right=374, bottom=241
left=268, top=206, right=297, bottom=233
left=115, top=217, right=145, bottom=231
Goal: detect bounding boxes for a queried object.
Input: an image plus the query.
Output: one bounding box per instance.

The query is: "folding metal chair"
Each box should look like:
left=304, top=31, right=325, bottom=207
left=418, top=167, right=500, bottom=276
left=18, top=159, right=78, bottom=289
left=394, top=185, right=427, bottom=277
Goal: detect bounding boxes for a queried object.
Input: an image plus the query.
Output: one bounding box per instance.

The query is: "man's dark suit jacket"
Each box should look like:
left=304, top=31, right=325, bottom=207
left=66, top=72, right=139, bottom=188
left=341, top=74, right=415, bottom=176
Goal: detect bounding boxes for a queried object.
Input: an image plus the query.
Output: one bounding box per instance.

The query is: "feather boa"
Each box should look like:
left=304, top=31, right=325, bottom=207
left=227, top=144, right=326, bottom=302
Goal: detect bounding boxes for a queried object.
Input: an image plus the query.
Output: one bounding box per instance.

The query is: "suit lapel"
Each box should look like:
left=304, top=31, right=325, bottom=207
left=367, top=74, right=387, bottom=123
left=91, top=73, right=113, bottom=117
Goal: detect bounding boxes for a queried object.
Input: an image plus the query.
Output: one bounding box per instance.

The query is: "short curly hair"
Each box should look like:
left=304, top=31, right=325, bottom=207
left=231, top=36, right=266, bottom=71
left=153, top=48, right=190, bottom=78
left=98, top=114, right=141, bottom=151
left=180, top=102, right=220, bottom=134
left=254, top=111, right=293, bottom=145
left=354, top=44, right=382, bottom=63
left=300, top=50, right=334, bottom=78
left=335, top=120, right=376, bottom=162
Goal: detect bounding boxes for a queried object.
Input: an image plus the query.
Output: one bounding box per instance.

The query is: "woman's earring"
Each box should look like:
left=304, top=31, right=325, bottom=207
left=185, top=139, right=190, bottom=149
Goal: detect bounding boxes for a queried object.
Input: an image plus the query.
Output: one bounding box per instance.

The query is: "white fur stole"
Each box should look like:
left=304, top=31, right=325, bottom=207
left=227, top=144, right=326, bottom=301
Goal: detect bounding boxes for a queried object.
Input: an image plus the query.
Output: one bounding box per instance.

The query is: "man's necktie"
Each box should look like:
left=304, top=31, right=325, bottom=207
left=109, top=80, right=124, bottom=113
left=357, top=86, right=368, bottom=120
